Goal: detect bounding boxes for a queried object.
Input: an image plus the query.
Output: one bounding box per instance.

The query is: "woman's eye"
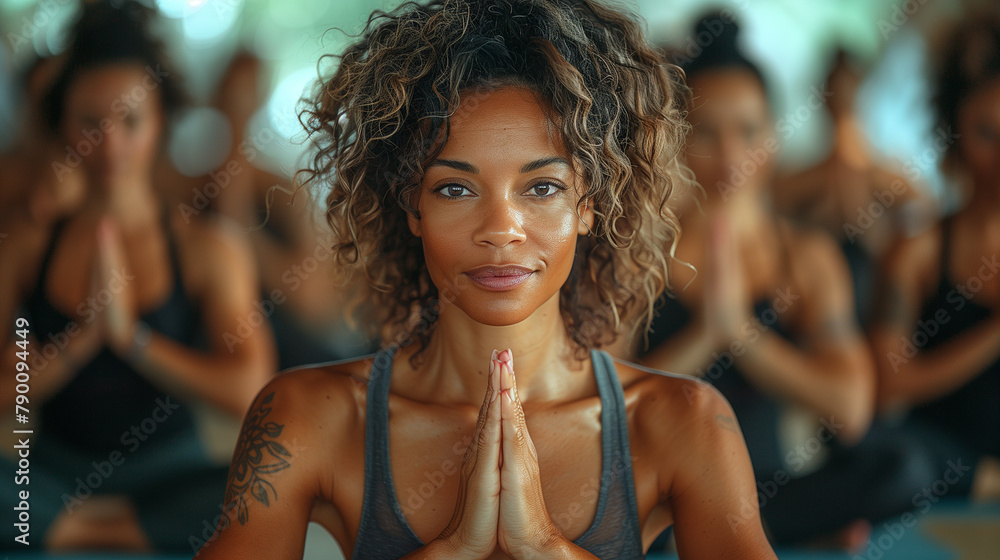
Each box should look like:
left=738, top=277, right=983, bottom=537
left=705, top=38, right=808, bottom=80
left=528, top=183, right=561, bottom=197
left=436, top=184, right=472, bottom=198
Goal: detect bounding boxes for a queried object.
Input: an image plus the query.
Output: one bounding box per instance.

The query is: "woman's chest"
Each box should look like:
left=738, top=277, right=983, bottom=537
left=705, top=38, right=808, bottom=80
left=44, top=218, right=180, bottom=318
left=329, top=396, right=663, bottom=556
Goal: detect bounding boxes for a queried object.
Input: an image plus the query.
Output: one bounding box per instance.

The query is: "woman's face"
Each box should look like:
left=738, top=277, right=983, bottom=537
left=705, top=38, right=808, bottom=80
left=957, top=77, right=1000, bottom=189
left=61, top=65, right=163, bottom=188
left=684, top=69, right=774, bottom=199
left=408, top=86, right=593, bottom=326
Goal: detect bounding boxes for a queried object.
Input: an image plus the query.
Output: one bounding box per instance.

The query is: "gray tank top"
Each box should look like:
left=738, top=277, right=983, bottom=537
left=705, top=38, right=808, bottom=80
left=351, top=347, right=645, bottom=559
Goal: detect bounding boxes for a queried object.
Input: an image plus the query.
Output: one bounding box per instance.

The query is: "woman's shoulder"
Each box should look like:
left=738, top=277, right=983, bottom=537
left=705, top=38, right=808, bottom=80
left=170, top=211, right=260, bottom=292
left=610, top=356, right=733, bottom=436
left=172, top=212, right=250, bottom=260
left=243, top=356, right=379, bottom=437
left=775, top=217, right=856, bottom=290
left=609, top=356, right=741, bottom=485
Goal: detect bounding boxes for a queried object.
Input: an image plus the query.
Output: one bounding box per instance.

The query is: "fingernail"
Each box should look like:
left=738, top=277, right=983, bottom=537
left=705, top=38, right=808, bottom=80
left=498, top=349, right=510, bottom=362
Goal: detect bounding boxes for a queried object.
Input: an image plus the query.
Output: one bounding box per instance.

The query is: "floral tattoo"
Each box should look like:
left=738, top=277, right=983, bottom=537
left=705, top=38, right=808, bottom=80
left=225, top=392, right=291, bottom=525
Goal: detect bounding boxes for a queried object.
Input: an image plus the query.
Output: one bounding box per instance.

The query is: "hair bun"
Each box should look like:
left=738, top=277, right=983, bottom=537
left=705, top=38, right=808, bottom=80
left=694, top=12, right=740, bottom=54
left=689, top=11, right=742, bottom=65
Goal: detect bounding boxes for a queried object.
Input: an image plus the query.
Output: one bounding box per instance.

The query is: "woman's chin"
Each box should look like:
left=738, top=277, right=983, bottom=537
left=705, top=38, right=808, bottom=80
left=452, top=301, right=539, bottom=328
left=465, top=309, right=533, bottom=328
left=438, top=283, right=564, bottom=328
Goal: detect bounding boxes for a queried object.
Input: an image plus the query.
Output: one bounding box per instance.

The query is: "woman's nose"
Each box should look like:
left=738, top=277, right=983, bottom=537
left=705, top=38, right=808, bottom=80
left=472, top=195, right=527, bottom=247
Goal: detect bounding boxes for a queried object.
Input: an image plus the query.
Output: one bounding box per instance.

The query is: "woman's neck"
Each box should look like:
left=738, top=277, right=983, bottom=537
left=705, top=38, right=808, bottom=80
left=831, top=115, right=871, bottom=169
left=406, top=291, right=592, bottom=406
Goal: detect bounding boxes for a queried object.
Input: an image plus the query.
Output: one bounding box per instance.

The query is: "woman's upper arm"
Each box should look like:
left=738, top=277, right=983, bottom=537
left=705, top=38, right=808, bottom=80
left=789, top=229, right=867, bottom=350
left=188, top=217, right=277, bottom=373
left=870, top=227, right=939, bottom=336
left=660, top=379, right=777, bottom=560
left=197, top=369, right=348, bottom=559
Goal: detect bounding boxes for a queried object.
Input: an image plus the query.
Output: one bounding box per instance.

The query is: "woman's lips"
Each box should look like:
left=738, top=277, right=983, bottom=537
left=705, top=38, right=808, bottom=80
left=465, top=265, right=534, bottom=291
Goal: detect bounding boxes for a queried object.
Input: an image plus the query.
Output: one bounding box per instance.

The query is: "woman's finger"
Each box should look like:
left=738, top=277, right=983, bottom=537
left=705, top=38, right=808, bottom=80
left=500, top=357, right=537, bottom=463
left=465, top=349, right=500, bottom=465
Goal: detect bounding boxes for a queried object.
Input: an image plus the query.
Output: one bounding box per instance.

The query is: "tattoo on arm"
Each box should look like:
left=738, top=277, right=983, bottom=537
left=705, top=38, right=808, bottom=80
left=224, top=392, right=291, bottom=525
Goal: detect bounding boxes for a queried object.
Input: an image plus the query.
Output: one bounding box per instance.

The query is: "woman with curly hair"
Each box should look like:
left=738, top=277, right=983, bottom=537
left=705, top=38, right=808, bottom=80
left=200, top=0, right=776, bottom=558
left=870, top=6, right=1000, bottom=500
left=0, top=0, right=275, bottom=552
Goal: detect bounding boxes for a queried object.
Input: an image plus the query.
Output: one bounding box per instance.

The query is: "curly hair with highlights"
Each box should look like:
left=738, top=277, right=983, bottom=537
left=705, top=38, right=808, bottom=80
left=299, top=0, right=692, bottom=357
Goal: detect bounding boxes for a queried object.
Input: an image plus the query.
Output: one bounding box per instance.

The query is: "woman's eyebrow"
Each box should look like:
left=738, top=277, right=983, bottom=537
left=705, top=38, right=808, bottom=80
left=427, top=159, right=478, bottom=173
left=520, top=156, right=570, bottom=173
left=425, top=156, right=570, bottom=174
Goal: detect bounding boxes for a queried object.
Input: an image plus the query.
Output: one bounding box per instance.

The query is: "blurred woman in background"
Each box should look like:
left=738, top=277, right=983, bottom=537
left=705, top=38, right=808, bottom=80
left=772, top=49, right=935, bottom=327
left=205, top=51, right=375, bottom=369
left=0, top=1, right=275, bottom=552
left=624, top=13, right=935, bottom=550
left=871, top=6, right=1000, bottom=502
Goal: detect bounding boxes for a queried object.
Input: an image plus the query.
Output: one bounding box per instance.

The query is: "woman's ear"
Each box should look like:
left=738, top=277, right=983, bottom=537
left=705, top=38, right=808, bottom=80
left=407, top=211, right=422, bottom=237
left=577, top=197, right=595, bottom=236
left=406, top=189, right=422, bottom=237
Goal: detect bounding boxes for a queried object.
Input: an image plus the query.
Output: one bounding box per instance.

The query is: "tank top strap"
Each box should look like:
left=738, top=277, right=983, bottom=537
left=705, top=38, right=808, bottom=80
left=354, top=347, right=424, bottom=558
left=161, top=207, right=186, bottom=288
left=577, top=349, right=645, bottom=558
left=591, top=349, right=638, bottom=506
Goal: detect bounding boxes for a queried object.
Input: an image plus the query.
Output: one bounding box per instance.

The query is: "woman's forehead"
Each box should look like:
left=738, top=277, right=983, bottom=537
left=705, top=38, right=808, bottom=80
left=440, top=86, right=567, bottom=155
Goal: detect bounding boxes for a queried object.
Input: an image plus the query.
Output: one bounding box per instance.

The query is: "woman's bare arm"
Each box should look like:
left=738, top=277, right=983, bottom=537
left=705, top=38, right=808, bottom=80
left=124, top=217, right=276, bottom=417
left=196, top=369, right=348, bottom=559
left=732, top=230, right=876, bottom=443
left=870, top=227, right=1000, bottom=410
left=644, top=376, right=777, bottom=560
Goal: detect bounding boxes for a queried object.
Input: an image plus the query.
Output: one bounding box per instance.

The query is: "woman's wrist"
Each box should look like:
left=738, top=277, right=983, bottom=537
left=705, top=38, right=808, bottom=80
left=519, top=531, right=596, bottom=560
left=125, top=320, right=153, bottom=364
left=402, top=536, right=481, bottom=560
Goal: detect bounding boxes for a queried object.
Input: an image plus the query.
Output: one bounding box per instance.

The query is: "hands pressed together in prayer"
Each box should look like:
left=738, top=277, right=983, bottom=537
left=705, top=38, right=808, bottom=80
left=428, top=349, right=596, bottom=560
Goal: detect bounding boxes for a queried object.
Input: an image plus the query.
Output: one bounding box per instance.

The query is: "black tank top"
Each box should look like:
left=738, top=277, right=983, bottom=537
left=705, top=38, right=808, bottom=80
left=910, top=218, right=1000, bottom=458
left=24, top=213, right=203, bottom=453
left=351, top=347, right=646, bottom=559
